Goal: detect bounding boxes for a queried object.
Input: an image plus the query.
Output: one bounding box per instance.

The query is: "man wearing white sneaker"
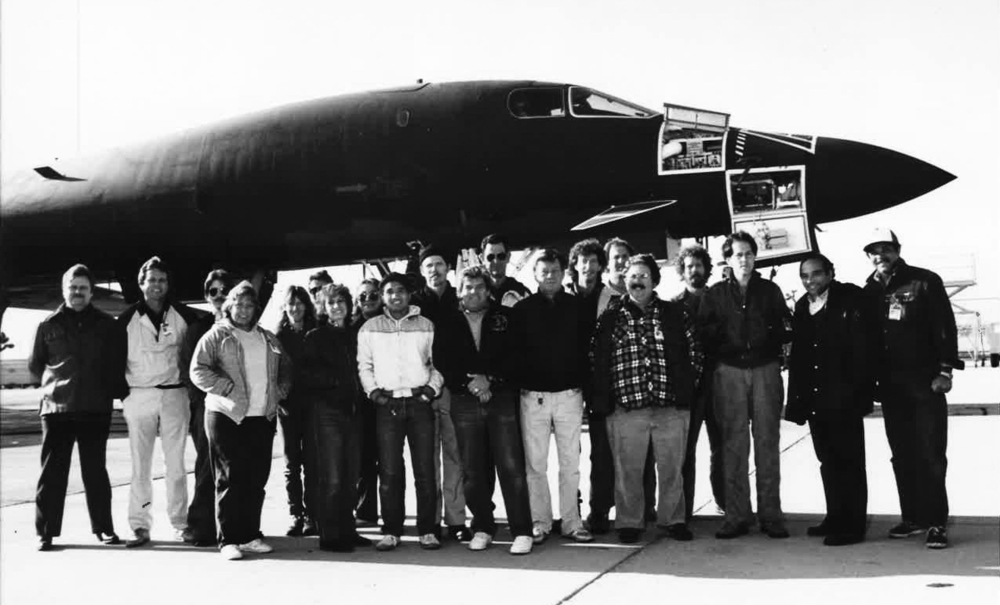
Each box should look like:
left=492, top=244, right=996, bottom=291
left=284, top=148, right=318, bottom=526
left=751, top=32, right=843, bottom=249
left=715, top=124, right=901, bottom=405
left=358, top=273, right=445, bottom=552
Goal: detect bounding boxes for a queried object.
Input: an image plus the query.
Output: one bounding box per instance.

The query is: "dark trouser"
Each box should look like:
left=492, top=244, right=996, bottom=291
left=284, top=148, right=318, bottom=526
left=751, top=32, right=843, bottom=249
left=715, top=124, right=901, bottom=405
left=355, top=397, right=379, bottom=521
left=36, top=413, right=114, bottom=538
left=186, top=397, right=216, bottom=538
left=881, top=374, right=948, bottom=527
left=588, top=412, right=656, bottom=519
left=810, top=413, right=868, bottom=535
left=278, top=400, right=315, bottom=519
left=376, top=397, right=437, bottom=536
left=309, top=404, right=360, bottom=542
left=682, top=380, right=725, bottom=520
left=451, top=390, right=533, bottom=538
left=206, top=412, right=275, bottom=547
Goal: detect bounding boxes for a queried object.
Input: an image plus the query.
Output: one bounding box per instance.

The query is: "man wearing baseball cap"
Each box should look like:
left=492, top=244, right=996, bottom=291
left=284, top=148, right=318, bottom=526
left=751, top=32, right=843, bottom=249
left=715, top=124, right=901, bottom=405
left=862, top=228, right=961, bottom=549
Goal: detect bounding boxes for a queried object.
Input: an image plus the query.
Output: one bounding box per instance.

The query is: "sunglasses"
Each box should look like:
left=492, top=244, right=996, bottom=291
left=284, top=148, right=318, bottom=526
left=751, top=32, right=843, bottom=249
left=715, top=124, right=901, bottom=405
left=207, top=287, right=227, bottom=297
left=309, top=286, right=322, bottom=296
left=358, top=292, right=380, bottom=302
left=485, top=252, right=509, bottom=262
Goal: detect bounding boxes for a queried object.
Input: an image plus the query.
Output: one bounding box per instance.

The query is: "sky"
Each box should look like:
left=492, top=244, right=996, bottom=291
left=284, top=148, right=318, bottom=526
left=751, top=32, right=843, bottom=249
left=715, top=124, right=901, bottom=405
left=2, top=0, right=998, bottom=354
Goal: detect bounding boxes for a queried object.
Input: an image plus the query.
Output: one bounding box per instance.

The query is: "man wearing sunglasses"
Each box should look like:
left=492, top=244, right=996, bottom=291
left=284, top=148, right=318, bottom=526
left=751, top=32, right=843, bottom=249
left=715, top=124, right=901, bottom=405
left=308, top=269, right=334, bottom=324
left=179, top=269, right=233, bottom=546
left=480, top=233, right=531, bottom=307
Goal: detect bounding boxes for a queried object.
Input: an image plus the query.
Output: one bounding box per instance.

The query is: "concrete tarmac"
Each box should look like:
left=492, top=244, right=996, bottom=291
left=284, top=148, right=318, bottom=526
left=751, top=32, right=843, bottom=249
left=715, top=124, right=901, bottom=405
left=1, top=368, right=998, bottom=604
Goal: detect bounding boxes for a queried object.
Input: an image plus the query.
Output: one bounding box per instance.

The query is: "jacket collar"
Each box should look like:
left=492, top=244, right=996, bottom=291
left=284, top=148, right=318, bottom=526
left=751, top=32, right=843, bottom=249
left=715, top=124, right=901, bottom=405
left=866, top=258, right=910, bottom=288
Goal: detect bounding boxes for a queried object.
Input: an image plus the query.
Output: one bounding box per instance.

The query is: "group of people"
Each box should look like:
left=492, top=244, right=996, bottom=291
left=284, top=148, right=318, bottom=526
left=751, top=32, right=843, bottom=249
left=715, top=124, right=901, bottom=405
left=29, top=226, right=961, bottom=561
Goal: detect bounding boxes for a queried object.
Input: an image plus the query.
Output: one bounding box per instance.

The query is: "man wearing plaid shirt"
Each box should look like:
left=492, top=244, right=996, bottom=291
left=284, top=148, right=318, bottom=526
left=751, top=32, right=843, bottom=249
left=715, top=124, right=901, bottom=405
left=590, top=254, right=704, bottom=544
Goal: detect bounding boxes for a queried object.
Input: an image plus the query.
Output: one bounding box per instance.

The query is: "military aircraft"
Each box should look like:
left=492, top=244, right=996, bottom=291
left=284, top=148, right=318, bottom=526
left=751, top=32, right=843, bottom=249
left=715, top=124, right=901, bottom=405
left=0, top=79, right=954, bottom=323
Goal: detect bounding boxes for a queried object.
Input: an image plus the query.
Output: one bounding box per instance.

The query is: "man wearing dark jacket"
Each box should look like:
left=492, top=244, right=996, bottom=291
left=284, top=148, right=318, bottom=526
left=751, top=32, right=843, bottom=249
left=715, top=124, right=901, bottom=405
left=436, top=266, right=534, bottom=555
left=698, top=232, right=792, bottom=540
left=862, top=228, right=961, bottom=549
left=30, top=264, right=127, bottom=551
left=786, top=254, right=874, bottom=546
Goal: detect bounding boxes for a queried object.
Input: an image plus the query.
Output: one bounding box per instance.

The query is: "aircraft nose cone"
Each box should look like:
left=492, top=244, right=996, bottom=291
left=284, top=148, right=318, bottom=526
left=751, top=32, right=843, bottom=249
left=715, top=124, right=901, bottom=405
left=808, top=137, right=955, bottom=223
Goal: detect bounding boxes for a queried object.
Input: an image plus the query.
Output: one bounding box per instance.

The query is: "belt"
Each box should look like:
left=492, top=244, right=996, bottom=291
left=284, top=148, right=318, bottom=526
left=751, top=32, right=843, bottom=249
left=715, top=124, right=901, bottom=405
left=155, top=384, right=185, bottom=390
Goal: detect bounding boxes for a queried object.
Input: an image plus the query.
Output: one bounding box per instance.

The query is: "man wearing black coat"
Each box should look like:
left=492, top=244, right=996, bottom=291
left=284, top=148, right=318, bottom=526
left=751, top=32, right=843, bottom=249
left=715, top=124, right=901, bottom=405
left=786, top=254, right=874, bottom=546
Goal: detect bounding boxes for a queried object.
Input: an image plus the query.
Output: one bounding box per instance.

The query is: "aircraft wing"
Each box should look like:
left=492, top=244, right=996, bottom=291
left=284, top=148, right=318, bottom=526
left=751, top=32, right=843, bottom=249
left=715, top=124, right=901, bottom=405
left=570, top=200, right=677, bottom=231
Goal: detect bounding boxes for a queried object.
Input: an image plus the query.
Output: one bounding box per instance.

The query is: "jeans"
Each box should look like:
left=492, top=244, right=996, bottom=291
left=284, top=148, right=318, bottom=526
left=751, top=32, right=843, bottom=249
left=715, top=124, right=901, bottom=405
left=355, top=396, right=379, bottom=522
left=588, top=412, right=656, bottom=519
left=376, top=397, right=437, bottom=536
left=519, top=388, right=584, bottom=535
left=122, top=387, right=190, bottom=531
left=433, top=387, right=467, bottom=528
left=682, top=378, right=725, bottom=519
left=713, top=361, right=785, bottom=527
left=278, top=399, right=315, bottom=519
left=309, top=404, right=360, bottom=542
left=206, top=412, right=275, bottom=547
left=810, top=413, right=868, bottom=535
left=608, top=407, right=689, bottom=529
left=881, top=373, right=948, bottom=527
left=35, top=413, right=114, bottom=538
left=185, top=396, right=216, bottom=539
left=451, top=390, right=533, bottom=538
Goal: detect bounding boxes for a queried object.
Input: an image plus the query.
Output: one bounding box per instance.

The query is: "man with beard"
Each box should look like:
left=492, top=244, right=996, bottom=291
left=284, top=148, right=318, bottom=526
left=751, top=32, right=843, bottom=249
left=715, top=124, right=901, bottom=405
left=481, top=233, right=531, bottom=307
left=31, top=264, right=127, bottom=551
left=672, top=245, right=724, bottom=520
left=698, top=232, right=792, bottom=540
left=861, top=228, right=960, bottom=549
left=786, top=253, right=873, bottom=546
left=410, top=246, right=470, bottom=542
left=179, top=269, right=233, bottom=546
left=591, top=255, right=703, bottom=543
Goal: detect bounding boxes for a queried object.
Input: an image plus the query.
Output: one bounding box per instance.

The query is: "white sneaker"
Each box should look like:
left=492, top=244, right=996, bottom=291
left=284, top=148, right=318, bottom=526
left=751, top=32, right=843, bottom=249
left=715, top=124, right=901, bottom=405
left=418, top=533, right=441, bottom=550
left=468, top=532, right=493, bottom=551
left=375, top=535, right=400, bottom=551
left=510, top=535, right=534, bottom=555
left=532, top=522, right=550, bottom=545
left=238, top=538, right=273, bottom=554
left=172, top=528, right=187, bottom=542
left=220, top=544, right=243, bottom=560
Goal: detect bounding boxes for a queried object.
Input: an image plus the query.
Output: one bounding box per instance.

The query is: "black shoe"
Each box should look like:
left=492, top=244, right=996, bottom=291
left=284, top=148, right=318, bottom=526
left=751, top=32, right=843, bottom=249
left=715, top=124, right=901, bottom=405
left=586, top=513, right=610, bottom=535
left=38, top=537, right=53, bottom=551
left=618, top=528, right=641, bottom=544
left=715, top=522, right=750, bottom=539
left=664, top=523, right=694, bottom=541
left=286, top=516, right=304, bottom=537
left=302, top=517, right=319, bottom=537
left=824, top=533, right=865, bottom=546
left=351, top=532, right=372, bottom=547
left=551, top=519, right=563, bottom=536
left=889, top=520, right=926, bottom=539
left=926, top=526, right=948, bottom=549
left=761, top=523, right=790, bottom=539
left=319, top=539, right=355, bottom=553
left=644, top=509, right=658, bottom=523
left=806, top=521, right=831, bottom=537
left=96, top=531, right=121, bottom=545
left=447, top=524, right=472, bottom=542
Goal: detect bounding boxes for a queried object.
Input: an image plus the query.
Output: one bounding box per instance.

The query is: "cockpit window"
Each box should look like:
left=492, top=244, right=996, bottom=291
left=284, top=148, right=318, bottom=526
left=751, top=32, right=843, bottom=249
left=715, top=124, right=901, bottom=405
left=569, top=86, right=656, bottom=118
left=508, top=88, right=566, bottom=118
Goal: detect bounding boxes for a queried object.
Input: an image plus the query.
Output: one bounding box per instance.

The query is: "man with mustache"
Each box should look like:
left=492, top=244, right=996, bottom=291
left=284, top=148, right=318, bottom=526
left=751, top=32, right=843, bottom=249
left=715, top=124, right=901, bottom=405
left=31, top=264, right=128, bottom=551
left=178, top=269, right=233, bottom=546
left=591, top=255, right=703, bottom=543
left=672, top=244, right=725, bottom=521
left=698, top=232, right=792, bottom=540
left=861, top=228, right=961, bottom=549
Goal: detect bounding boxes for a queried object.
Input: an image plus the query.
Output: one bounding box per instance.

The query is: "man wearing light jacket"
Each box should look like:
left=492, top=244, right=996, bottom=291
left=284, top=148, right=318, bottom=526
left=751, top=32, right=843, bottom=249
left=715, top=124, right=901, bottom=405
left=358, top=272, right=445, bottom=552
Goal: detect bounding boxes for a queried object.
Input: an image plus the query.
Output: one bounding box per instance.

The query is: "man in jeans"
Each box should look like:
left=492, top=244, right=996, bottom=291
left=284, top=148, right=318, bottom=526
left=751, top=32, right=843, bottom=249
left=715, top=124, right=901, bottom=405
left=437, top=266, right=534, bottom=555
left=358, top=273, right=445, bottom=551
left=512, top=249, right=594, bottom=544
left=698, top=232, right=792, bottom=540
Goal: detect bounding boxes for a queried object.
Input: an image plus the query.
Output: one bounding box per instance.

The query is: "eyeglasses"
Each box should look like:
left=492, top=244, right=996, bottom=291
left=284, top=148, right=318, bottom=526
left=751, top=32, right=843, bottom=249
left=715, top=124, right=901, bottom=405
left=485, top=252, right=509, bottom=262
left=207, top=287, right=227, bottom=297
left=309, top=287, right=322, bottom=296
left=358, top=292, right=380, bottom=302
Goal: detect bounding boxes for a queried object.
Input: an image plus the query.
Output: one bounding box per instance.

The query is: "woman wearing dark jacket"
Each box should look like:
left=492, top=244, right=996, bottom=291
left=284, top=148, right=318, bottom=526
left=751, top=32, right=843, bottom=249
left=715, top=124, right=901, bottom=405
left=352, top=277, right=383, bottom=523
left=301, top=283, right=370, bottom=551
left=275, top=286, right=318, bottom=537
